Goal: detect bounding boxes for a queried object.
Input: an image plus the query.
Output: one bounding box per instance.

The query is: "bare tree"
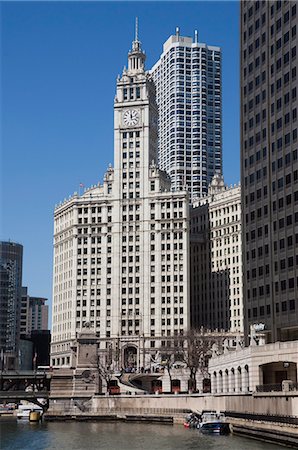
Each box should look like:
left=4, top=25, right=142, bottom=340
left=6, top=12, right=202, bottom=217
left=159, top=339, right=184, bottom=392
left=179, top=330, right=213, bottom=392
left=160, top=351, right=173, bottom=389
left=160, top=330, right=216, bottom=392
left=89, top=343, right=118, bottom=393
left=96, top=359, right=114, bottom=393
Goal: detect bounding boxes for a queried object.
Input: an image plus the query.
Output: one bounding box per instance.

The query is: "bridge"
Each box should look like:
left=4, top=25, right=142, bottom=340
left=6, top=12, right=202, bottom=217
left=0, top=371, right=51, bottom=410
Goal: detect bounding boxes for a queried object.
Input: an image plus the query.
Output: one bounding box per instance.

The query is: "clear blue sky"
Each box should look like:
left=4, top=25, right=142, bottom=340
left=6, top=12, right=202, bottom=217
left=1, top=1, right=239, bottom=327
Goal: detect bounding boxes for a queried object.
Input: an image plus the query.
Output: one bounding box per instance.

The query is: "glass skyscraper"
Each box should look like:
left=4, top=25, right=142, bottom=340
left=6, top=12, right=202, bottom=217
left=151, top=28, right=222, bottom=201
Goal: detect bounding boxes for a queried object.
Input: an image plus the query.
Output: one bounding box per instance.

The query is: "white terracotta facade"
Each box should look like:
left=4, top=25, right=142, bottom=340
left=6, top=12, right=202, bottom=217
left=51, top=32, right=190, bottom=368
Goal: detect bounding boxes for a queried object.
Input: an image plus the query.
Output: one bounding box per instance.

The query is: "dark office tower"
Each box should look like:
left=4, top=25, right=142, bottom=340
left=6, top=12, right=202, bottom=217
left=0, top=241, right=23, bottom=369
left=241, top=1, right=298, bottom=343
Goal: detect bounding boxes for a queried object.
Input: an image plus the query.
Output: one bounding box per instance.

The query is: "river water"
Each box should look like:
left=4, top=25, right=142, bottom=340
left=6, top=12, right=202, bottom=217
left=0, top=420, right=289, bottom=450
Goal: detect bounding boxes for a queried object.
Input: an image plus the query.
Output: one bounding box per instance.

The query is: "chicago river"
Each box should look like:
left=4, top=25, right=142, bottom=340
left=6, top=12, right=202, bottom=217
left=0, top=420, right=290, bottom=450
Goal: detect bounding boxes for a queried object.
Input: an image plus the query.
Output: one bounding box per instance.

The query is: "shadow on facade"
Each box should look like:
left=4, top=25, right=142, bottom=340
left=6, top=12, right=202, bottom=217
left=190, top=203, right=231, bottom=331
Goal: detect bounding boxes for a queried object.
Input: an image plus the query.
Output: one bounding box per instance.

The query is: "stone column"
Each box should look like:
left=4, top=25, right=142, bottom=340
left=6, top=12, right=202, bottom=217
left=218, top=372, right=223, bottom=393
left=216, top=373, right=221, bottom=394
left=242, top=365, right=249, bottom=392
left=240, top=367, right=245, bottom=393
left=180, top=375, right=188, bottom=393
left=235, top=368, right=241, bottom=393
left=162, top=374, right=171, bottom=393
left=223, top=371, right=228, bottom=393
left=229, top=369, right=235, bottom=393
left=211, top=373, right=217, bottom=394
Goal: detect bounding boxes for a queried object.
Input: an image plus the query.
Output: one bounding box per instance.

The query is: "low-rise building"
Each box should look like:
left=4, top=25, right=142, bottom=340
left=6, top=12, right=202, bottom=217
left=209, top=336, right=298, bottom=394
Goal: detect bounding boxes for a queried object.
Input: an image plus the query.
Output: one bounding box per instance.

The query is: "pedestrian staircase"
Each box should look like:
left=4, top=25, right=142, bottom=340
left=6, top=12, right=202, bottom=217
left=117, top=372, right=162, bottom=394
left=116, top=373, right=147, bottom=394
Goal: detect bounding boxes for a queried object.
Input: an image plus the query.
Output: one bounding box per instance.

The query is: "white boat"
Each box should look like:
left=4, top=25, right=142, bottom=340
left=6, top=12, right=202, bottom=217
left=198, top=411, right=230, bottom=434
left=16, top=402, right=43, bottom=420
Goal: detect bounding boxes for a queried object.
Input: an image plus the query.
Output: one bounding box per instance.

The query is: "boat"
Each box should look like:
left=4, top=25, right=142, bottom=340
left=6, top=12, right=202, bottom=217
left=0, top=403, right=16, bottom=417
left=16, top=402, right=43, bottom=420
left=183, top=412, right=201, bottom=428
left=198, top=411, right=230, bottom=434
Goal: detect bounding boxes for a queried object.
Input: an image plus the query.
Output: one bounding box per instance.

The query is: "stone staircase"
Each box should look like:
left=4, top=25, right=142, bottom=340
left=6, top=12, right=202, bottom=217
left=117, top=373, right=148, bottom=394
left=117, top=373, right=162, bottom=394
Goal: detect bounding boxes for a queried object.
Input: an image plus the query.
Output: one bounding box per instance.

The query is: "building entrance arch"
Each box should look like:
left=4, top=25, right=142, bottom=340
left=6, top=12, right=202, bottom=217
left=260, top=361, right=297, bottom=385
left=123, top=346, right=138, bottom=369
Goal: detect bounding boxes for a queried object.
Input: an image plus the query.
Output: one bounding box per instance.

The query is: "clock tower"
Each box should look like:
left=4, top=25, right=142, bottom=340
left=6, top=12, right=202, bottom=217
left=51, top=21, right=190, bottom=374
left=114, top=19, right=158, bottom=199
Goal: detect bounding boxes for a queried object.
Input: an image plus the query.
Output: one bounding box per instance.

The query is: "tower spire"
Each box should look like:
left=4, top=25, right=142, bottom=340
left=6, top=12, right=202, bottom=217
left=132, top=17, right=141, bottom=51
left=127, top=17, right=146, bottom=74
left=135, top=17, right=139, bottom=43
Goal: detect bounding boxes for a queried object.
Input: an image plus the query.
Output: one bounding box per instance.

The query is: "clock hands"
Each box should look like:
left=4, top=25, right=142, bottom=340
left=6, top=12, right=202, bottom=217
left=123, top=109, right=140, bottom=126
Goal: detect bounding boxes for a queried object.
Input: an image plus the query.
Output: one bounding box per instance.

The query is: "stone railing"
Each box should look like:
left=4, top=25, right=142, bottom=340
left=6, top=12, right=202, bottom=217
left=49, top=406, right=191, bottom=415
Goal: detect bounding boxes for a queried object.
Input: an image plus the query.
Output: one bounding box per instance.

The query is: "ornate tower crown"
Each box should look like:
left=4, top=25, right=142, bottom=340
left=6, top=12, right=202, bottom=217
left=127, top=17, right=146, bottom=74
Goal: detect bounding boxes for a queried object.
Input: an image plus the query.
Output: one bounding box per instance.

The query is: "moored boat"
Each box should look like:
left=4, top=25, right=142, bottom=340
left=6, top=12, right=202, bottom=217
left=16, top=403, right=43, bottom=420
left=183, top=412, right=201, bottom=428
left=198, top=411, right=230, bottom=434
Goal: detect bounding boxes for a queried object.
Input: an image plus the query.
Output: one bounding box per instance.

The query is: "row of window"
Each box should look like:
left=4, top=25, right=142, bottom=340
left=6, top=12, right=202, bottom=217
left=123, top=86, right=140, bottom=101
left=273, top=212, right=298, bottom=230
left=244, top=1, right=296, bottom=25
left=247, top=300, right=296, bottom=320
left=248, top=255, right=298, bottom=280
left=78, top=206, right=112, bottom=215
left=243, top=53, right=296, bottom=82
left=272, top=168, right=298, bottom=186
left=243, top=51, right=266, bottom=78
left=271, top=28, right=297, bottom=55
left=122, top=131, right=140, bottom=139
left=247, top=88, right=296, bottom=118
left=245, top=22, right=296, bottom=58
left=52, top=356, right=70, bottom=366
left=247, top=201, right=298, bottom=231
left=122, top=141, right=140, bottom=149
left=247, top=234, right=298, bottom=260
left=244, top=167, right=267, bottom=185
left=243, top=90, right=266, bottom=114
left=247, top=148, right=297, bottom=174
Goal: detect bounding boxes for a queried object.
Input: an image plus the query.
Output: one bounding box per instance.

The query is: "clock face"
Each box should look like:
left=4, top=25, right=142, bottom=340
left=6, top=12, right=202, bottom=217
left=123, top=109, right=140, bottom=127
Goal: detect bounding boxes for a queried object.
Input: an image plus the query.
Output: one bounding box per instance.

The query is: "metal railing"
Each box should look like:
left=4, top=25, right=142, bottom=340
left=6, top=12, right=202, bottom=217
left=256, top=383, right=282, bottom=392
left=226, top=410, right=298, bottom=426
left=256, top=382, right=298, bottom=393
